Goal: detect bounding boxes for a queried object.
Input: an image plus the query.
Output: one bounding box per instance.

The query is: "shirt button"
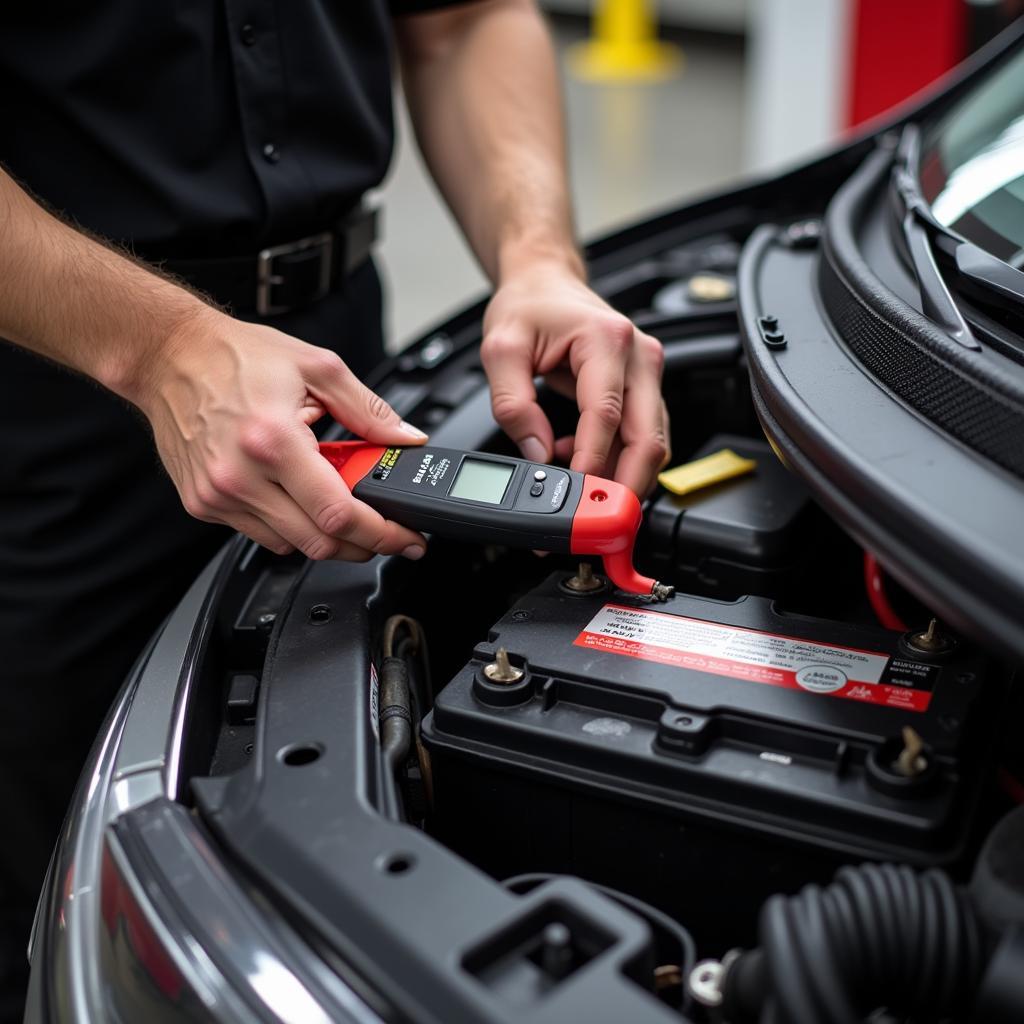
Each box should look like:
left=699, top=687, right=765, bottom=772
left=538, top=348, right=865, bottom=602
left=240, top=23, right=257, bottom=46
left=262, top=142, right=280, bottom=164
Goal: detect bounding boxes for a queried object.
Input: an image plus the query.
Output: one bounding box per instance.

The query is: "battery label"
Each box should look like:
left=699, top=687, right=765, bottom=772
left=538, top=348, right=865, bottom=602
left=574, top=605, right=932, bottom=712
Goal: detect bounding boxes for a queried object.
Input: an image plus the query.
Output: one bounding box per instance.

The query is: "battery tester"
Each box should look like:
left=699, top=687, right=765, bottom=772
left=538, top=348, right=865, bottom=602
left=319, top=441, right=673, bottom=600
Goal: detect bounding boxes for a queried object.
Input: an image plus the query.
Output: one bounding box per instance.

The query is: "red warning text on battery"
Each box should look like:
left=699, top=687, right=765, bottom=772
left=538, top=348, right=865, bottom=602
left=574, top=605, right=931, bottom=712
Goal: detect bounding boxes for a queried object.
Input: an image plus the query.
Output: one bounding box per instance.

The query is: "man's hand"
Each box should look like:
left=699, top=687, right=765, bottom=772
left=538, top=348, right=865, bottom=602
left=482, top=264, right=670, bottom=497
left=134, top=308, right=430, bottom=562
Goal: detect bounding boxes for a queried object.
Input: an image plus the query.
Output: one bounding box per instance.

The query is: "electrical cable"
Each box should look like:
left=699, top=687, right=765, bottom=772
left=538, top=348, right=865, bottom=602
left=863, top=552, right=909, bottom=632
left=378, top=655, right=412, bottom=821
left=400, top=637, right=434, bottom=809
left=383, top=613, right=433, bottom=703
left=381, top=615, right=434, bottom=811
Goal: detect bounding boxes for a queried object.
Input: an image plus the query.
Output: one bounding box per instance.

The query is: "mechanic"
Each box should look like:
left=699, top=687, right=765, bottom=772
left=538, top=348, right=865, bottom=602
left=0, top=0, right=668, bottom=1014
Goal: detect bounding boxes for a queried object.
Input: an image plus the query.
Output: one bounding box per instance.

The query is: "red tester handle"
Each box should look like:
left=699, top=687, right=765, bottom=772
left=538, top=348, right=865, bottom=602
left=319, top=441, right=386, bottom=489
left=569, top=475, right=660, bottom=596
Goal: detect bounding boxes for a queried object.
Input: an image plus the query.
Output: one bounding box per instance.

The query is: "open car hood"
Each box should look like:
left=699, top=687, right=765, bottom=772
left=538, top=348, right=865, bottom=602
left=738, top=22, right=1024, bottom=661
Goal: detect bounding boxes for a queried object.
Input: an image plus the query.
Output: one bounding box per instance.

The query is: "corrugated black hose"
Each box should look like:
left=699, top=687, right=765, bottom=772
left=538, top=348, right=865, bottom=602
left=721, top=863, right=986, bottom=1024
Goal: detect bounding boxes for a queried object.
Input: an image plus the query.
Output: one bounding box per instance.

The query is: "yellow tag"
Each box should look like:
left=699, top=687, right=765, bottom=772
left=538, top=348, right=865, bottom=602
left=657, top=448, right=757, bottom=496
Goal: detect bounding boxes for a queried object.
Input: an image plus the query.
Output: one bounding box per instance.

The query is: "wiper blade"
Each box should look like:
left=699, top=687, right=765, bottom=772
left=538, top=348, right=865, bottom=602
left=892, top=123, right=1024, bottom=348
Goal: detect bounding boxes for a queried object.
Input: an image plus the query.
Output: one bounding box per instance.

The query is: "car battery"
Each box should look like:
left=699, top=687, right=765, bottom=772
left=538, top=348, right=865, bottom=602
left=638, top=433, right=820, bottom=600
left=422, top=573, right=997, bottom=944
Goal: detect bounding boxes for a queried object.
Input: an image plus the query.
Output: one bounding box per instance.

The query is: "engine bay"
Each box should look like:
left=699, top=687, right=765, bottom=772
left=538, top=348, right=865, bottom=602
left=181, top=211, right=1024, bottom=1023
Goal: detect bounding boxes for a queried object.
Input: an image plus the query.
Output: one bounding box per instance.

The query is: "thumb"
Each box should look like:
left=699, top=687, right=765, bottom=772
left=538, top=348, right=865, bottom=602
left=310, top=359, right=428, bottom=445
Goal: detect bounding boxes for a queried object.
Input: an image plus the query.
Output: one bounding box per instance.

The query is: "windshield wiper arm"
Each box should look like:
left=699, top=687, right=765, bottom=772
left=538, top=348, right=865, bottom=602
left=892, top=123, right=1024, bottom=346
left=891, top=128, right=981, bottom=350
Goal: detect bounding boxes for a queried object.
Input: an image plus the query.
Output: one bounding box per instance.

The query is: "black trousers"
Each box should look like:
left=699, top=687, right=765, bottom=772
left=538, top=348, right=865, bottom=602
left=0, top=260, right=385, bottom=1020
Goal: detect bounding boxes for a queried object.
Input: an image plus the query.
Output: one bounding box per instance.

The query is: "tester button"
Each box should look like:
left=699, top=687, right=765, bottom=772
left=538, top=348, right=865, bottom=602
left=533, top=470, right=547, bottom=481
left=513, top=467, right=569, bottom=513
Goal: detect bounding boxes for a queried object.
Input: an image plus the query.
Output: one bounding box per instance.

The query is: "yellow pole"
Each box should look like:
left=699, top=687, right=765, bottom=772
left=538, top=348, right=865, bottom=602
left=568, top=0, right=683, bottom=83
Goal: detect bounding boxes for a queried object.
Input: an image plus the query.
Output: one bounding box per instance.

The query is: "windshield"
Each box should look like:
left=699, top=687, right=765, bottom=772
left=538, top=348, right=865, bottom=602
left=920, top=47, right=1024, bottom=266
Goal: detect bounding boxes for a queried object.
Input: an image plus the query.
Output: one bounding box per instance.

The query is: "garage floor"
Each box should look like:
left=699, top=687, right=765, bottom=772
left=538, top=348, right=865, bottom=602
left=378, top=19, right=747, bottom=348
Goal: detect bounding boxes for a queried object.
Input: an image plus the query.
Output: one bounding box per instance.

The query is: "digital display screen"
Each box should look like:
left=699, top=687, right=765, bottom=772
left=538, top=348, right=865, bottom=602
left=448, top=458, right=514, bottom=504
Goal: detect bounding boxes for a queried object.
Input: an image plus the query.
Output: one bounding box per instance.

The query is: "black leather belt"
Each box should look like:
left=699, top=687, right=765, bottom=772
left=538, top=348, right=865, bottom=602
left=162, top=206, right=379, bottom=316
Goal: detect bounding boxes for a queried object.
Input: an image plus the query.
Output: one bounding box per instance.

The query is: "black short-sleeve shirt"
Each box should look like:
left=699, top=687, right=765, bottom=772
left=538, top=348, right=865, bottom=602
left=0, top=1, right=471, bottom=258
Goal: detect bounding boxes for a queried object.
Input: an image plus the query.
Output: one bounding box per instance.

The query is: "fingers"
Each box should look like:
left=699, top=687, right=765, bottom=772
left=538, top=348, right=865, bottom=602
left=225, top=511, right=296, bottom=556
left=227, top=508, right=370, bottom=563
left=299, top=397, right=327, bottom=428
left=542, top=367, right=576, bottom=402
left=189, top=501, right=298, bottom=557
left=613, top=332, right=670, bottom=497
left=181, top=423, right=426, bottom=562
left=552, top=434, right=575, bottom=463
left=155, top=324, right=431, bottom=564
left=243, top=481, right=380, bottom=562
left=568, top=318, right=631, bottom=477
left=552, top=434, right=623, bottom=469
left=272, top=430, right=427, bottom=557
left=303, top=348, right=428, bottom=446
left=552, top=329, right=667, bottom=495
left=481, top=328, right=553, bottom=463
left=183, top=465, right=388, bottom=562
left=661, top=400, right=671, bottom=466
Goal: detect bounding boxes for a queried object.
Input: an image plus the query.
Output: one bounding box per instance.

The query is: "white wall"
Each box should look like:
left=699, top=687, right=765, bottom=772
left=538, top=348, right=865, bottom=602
left=540, top=0, right=749, bottom=33
left=744, top=0, right=851, bottom=172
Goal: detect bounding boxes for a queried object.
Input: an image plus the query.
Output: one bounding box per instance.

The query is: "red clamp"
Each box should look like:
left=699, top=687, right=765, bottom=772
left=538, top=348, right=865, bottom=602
left=570, top=475, right=667, bottom=599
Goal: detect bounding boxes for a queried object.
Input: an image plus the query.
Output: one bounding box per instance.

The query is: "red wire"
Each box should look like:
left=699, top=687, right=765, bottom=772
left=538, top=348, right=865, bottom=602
left=864, top=552, right=909, bottom=632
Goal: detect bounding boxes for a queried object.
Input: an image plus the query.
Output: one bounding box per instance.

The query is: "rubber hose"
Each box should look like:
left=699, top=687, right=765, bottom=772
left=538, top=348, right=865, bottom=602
left=723, top=863, right=985, bottom=1024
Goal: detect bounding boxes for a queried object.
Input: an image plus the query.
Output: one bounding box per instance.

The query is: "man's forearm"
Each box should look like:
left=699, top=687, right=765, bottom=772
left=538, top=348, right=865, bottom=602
left=396, top=0, right=583, bottom=285
left=396, top=1, right=669, bottom=497
left=0, top=168, right=432, bottom=563
left=0, top=168, right=209, bottom=403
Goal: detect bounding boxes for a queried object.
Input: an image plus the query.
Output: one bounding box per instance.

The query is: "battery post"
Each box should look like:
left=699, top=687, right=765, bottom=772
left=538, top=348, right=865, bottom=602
left=906, top=618, right=956, bottom=657
left=561, top=562, right=605, bottom=595
left=483, top=647, right=524, bottom=684
left=895, top=726, right=929, bottom=778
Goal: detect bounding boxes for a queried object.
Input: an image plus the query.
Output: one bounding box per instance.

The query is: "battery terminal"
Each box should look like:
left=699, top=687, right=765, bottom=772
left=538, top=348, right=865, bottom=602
left=563, top=562, right=604, bottom=594
left=894, top=726, right=929, bottom=778
left=484, top=647, right=524, bottom=684
left=907, top=618, right=955, bottom=656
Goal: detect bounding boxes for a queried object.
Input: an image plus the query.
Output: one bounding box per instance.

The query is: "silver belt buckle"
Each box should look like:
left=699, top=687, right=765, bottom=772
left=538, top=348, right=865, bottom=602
left=256, top=231, right=334, bottom=316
